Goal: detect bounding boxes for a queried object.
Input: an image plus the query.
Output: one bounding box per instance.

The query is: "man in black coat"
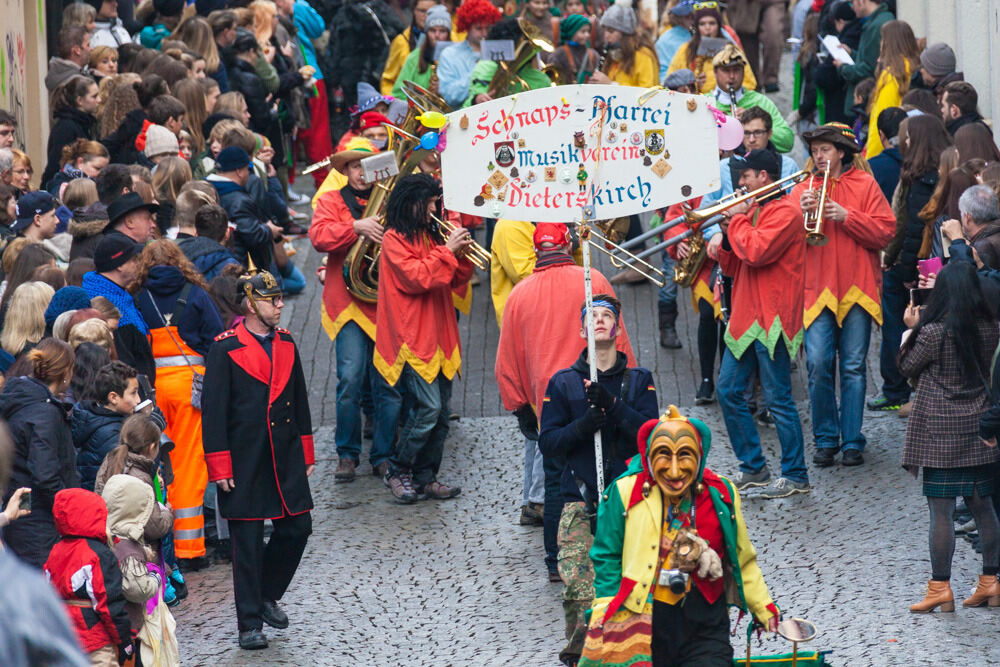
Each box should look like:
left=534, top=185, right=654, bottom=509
left=226, top=30, right=275, bottom=136
left=202, top=267, right=314, bottom=651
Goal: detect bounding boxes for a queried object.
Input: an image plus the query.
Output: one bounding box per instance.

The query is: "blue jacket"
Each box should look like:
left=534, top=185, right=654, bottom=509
left=135, top=266, right=225, bottom=356
left=208, top=175, right=275, bottom=271
left=71, top=401, right=126, bottom=493
left=176, top=236, right=241, bottom=282
left=293, top=0, right=326, bottom=81
left=868, top=145, right=902, bottom=203
left=539, top=350, right=658, bottom=505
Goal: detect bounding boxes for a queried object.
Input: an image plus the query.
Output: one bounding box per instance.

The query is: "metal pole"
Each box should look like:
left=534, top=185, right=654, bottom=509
left=579, top=220, right=605, bottom=498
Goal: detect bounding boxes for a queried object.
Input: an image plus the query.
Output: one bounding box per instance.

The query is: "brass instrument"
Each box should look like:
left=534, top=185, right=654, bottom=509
left=595, top=217, right=630, bottom=244
left=587, top=227, right=666, bottom=287
left=430, top=213, right=491, bottom=271
left=429, top=63, right=439, bottom=95
left=803, top=168, right=830, bottom=246
left=487, top=18, right=554, bottom=98
left=342, top=80, right=452, bottom=302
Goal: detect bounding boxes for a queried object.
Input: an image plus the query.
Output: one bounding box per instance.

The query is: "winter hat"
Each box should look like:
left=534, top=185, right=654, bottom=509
left=831, top=1, right=857, bottom=21
left=359, top=111, right=394, bottom=131
left=94, top=234, right=141, bottom=273
left=154, top=0, right=186, bottom=17
left=215, top=146, right=253, bottom=171
left=233, top=28, right=260, bottom=54
left=664, top=68, right=696, bottom=89
left=355, top=81, right=394, bottom=115
left=425, top=4, right=452, bottom=31
left=920, top=43, right=957, bottom=78
left=144, top=124, right=179, bottom=158
left=560, top=14, right=590, bottom=44
left=600, top=0, right=637, bottom=35
left=45, top=286, right=92, bottom=327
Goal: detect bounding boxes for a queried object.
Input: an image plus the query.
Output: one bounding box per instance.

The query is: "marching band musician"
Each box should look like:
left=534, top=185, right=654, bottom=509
left=715, top=149, right=811, bottom=499
left=791, top=123, right=895, bottom=468
left=308, top=138, right=398, bottom=483
left=586, top=0, right=658, bottom=88
left=373, top=174, right=474, bottom=504
left=437, top=0, right=502, bottom=108
left=311, top=112, right=397, bottom=206
left=391, top=4, right=453, bottom=99
left=465, top=17, right=552, bottom=107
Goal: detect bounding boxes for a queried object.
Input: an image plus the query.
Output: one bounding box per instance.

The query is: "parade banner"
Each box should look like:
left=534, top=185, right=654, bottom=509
left=440, top=84, right=721, bottom=223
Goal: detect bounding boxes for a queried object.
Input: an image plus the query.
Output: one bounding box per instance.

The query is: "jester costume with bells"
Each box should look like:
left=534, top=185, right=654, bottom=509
left=580, top=407, right=779, bottom=667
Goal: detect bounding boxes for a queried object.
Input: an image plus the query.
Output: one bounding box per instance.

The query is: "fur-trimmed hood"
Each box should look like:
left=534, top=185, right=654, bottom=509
left=68, top=202, right=109, bottom=239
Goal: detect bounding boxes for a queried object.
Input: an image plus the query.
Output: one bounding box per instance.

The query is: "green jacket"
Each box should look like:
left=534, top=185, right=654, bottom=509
left=463, top=60, right=552, bottom=107
left=707, top=89, right=794, bottom=153
left=837, top=2, right=893, bottom=116
left=392, top=49, right=435, bottom=100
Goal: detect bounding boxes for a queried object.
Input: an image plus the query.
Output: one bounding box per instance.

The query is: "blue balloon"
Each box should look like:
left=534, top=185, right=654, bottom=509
left=420, top=132, right=439, bottom=150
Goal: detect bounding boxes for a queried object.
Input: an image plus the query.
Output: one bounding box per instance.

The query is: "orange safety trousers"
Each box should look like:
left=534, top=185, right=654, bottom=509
left=150, top=326, right=208, bottom=559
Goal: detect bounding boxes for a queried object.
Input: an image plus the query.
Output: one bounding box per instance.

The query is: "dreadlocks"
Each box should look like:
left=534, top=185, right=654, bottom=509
left=384, top=173, right=443, bottom=241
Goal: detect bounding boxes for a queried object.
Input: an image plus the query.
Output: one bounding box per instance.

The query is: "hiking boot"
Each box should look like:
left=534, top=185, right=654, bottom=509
left=334, top=458, right=357, bottom=483
left=867, top=395, right=904, bottom=411
left=238, top=629, right=268, bottom=650
left=695, top=378, right=715, bottom=405
left=733, top=467, right=771, bottom=491
left=841, top=449, right=864, bottom=467
left=261, top=600, right=289, bottom=629
left=755, top=407, right=775, bottom=427
left=387, top=472, right=418, bottom=504
left=759, top=477, right=811, bottom=499
left=373, top=461, right=389, bottom=478
left=213, top=539, right=232, bottom=564
left=658, top=302, right=682, bottom=349
left=812, top=447, right=837, bottom=467
left=519, top=503, right=544, bottom=526
left=548, top=570, right=563, bottom=583
left=420, top=481, right=461, bottom=500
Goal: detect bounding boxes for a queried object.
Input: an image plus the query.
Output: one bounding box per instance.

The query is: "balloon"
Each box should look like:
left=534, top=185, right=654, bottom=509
left=717, top=116, right=744, bottom=151
left=420, top=132, right=440, bottom=150
left=436, top=125, right=448, bottom=152
left=417, top=111, right=447, bottom=129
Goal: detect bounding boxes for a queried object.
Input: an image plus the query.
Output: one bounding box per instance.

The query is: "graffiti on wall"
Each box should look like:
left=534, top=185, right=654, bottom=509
left=0, top=29, right=26, bottom=148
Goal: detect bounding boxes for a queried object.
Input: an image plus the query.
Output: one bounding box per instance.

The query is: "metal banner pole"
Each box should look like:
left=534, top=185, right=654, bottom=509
left=579, top=218, right=605, bottom=498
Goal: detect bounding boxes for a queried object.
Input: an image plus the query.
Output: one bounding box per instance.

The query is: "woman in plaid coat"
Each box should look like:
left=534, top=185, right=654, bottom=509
left=898, top=261, right=1000, bottom=613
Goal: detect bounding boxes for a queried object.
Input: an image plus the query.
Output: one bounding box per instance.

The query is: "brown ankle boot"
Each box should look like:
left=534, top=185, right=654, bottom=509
left=962, top=574, right=1000, bottom=607
left=910, top=580, right=955, bottom=613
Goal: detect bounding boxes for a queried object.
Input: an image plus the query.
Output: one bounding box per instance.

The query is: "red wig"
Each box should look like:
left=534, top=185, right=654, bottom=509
left=457, top=0, right=502, bottom=33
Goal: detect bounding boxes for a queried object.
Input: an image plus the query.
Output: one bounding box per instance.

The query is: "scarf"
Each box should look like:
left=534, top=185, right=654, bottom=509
left=81, top=271, right=149, bottom=334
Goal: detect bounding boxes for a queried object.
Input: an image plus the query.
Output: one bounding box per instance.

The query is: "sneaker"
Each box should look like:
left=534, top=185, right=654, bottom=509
left=519, top=503, right=543, bottom=525
left=841, top=449, right=864, bottom=467
left=812, top=447, right=837, bottom=467
left=285, top=188, right=308, bottom=205
left=759, top=477, right=810, bottom=499
left=420, top=480, right=461, bottom=500
left=695, top=378, right=715, bottom=405
left=334, top=458, right=357, bottom=483
left=733, top=467, right=771, bottom=490
left=755, top=407, right=775, bottom=427
left=956, top=519, right=978, bottom=535
left=387, top=472, right=418, bottom=504
left=867, top=395, right=904, bottom=411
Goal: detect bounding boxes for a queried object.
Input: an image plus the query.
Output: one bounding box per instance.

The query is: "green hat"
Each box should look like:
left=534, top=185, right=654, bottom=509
left=560, top=14, right=589, bottom=44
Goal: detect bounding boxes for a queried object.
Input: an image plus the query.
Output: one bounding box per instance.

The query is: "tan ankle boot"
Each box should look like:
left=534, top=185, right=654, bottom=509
left=910, top=580, right=955, bottom=613
left=962, top=575, right=1000, bottom=607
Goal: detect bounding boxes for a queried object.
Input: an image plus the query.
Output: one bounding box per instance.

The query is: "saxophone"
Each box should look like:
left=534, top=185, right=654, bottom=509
left=672, top=232, right=708, bottom=287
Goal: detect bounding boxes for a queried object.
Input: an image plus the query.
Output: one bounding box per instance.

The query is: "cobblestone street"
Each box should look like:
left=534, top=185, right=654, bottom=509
left=175, top=55, right=1000, bottom=666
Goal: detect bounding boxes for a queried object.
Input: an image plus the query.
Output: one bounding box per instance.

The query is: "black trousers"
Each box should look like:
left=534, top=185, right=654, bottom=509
left=229, top=511, right=312, bottom=631
left=651, top=588, right=732, bottom=667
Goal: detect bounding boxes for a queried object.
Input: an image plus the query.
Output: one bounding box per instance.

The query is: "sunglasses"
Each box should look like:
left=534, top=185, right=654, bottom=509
left=693, top=1, right=719, bottom=10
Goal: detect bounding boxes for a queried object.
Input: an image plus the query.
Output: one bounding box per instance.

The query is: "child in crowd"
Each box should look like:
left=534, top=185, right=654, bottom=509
left=851, top=77, right=876, bottom=150
left=102, top=474, right=180, bottom=666
left=44, top=488, right=135, bottom=667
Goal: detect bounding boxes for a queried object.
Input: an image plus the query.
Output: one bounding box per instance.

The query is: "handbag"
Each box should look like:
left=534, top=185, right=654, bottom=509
left=145, top=285, right=204, bottom=410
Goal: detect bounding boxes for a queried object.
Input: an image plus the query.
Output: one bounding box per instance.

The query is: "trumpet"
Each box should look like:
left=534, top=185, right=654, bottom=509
left=430, top=213, right=491, bottom=271
left=585, top=227, right=666, bottom=287
left=803, top=168, right=830, bottom=246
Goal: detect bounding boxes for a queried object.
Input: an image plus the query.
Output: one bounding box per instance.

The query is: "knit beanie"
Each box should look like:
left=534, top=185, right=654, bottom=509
left=45, top=286, right=91, bottom=328
left=425, top=4, right=452, bottom=31
left=600, top=0, right=637, bottom=35
left=144, top=124, right=179, bottom=158
left=560, top=14, right=590, bottom=44
left=920, top=43, right=956, bottom=78
left=154, top=0, right=186, bottom=17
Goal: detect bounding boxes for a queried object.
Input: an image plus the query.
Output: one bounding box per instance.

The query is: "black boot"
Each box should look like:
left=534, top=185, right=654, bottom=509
left=659, top=302, right=681, bottom=349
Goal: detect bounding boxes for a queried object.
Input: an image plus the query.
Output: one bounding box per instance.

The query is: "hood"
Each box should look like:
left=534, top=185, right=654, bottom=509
left=53, top=488, right=109, bottom=540
left=177, top=235, right=226, bottom=261
left=71, top=400, right=123, bottom=446
left=145, top=265, right=187, bottom=295
left=569, top=349, right=628, bottom=378
left=0, top=376, right=57, bottom=420
left=101, top=474, right=154, bottom=542
left=45, top=58, right=84, bottom=90
left=208, top=174, right=246, bottom=197
left=627, top=406, right=712, bottom=511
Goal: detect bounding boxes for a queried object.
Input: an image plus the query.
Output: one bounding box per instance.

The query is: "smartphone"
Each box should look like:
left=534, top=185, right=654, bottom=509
left=18, top=490, right=30, bottom=511
left=137, top=374, right=155, bottom=402
left=134, top=399, right=153, bottom=414
left=910, top=288, right=933, bottom=307
left=918, top=257, right=943, bottom=278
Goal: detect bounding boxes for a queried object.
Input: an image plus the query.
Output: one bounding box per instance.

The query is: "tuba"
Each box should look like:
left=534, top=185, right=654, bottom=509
left=487, top=18, right=555, bottom=98
left=342, top=81, right=452, bottom=302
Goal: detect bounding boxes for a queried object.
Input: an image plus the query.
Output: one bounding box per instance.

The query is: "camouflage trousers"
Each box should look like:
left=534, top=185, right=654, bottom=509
left=557, top=501, right=595, bottom=661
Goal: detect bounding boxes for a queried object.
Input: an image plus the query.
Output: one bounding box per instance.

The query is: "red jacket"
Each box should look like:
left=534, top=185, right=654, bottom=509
left=44, top=488, right=132, bottom=653
left=374, top=228, right=475, bottom=386
left=717, top=195, right=806, bottom=360
left=309, top=188, right=379, bottom=340
left=789, top=167, right=895, bottom=327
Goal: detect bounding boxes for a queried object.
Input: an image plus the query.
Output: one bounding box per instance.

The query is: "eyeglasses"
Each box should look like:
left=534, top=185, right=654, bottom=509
left=743, top=129, right=769, bottom=138
left=692, top=1, right=719, bottom=10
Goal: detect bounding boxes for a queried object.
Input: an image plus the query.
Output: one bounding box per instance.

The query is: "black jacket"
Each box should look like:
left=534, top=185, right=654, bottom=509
left=886, top=170, right=937, bottom=284
left=946, top=112, right=988, bottom=137
left=325, top=0, right=403, bottom=110
left=538, top=350, right=658, bottom=506
left=0, top=377, right=77, bottom=568
left=101, top=108, right=148, bottom=165
left=202, top=323, right=314, bottom=520
left=70, top=401, right=126, bottom=493
left=208, top=176, right=275, bottom=272
left=43, top=108, right=96, bottom=189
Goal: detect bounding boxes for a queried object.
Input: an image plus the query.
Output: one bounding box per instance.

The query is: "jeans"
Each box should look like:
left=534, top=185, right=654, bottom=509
left=804, top=306, right=872, bottom=452
left=523, top=436, right=545, bottom=505
left=386, top=367, right=452, bottom=488
left=878, top=266, right=912, bottom=402
left=718, top=341, right=808, bottom=484
left=543, top=451, right=566, bottom=574
left=658, top=253, right=678, bottom=306
left=279, top=262, right=306, bottom=295
left=334, top=322, right=394, bottom=466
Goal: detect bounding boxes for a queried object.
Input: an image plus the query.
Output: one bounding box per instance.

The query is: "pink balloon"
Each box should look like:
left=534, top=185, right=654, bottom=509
left=718, top=116, right=744, bottom=151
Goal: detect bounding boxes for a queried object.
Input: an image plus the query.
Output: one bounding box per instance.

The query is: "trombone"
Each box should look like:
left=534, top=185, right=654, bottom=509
left=585, top=226, right=666, bottom=287
left=431, top=213, right=492, bottom=271
left=609, top=170, right=810, bottom=265
left=803, top=169, right=830, bottom=246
